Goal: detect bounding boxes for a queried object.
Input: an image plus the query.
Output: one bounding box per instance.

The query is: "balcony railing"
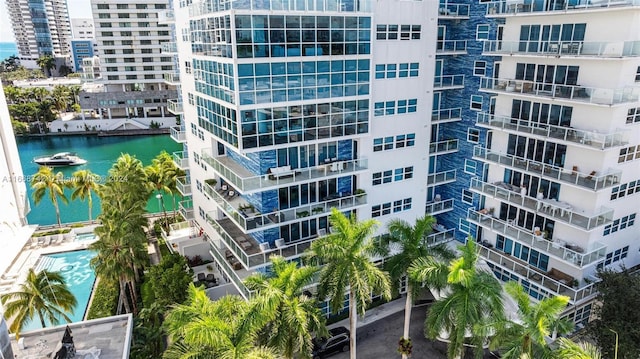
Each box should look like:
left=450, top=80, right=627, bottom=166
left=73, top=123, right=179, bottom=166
left=426, top=198, right=454, bottom=215
left=486, top=0, right=640, bottom=16
left=475, top=113, right=628, bottom=150
left=469, top=178, right=613, bottom=230
left=434, top=75, right=465, bottom=90
left=206, top=214, right=319, bottom=269
left=207, top=240, right=252, bottom=300
left=437, top=40, right=467, bottom=54
left=179, top=198, right=194, bottom=220
left=161, top=42, right=177, bottom=54
left=429, top=139, right=459, bottom=155
left=202, top=149, right=368, bottom=193
left=204, top=181, right=367, bottom=232
left=438, top=3, right=470, bottom=17
left=172, top=151, right=189, bottom=169
left=426, top=228, right=456, bottom=246
left=167, top=99, right=183, bottom=115
left=432, top=107, right=462, bottom=123
left=163, top=72, right=180, bottom=84
left=478, top=245, right=598, bottom=303
left=472, top=146, right=621, bottom=191
left=176, top=176, right=191, bottom=196
left=158, top=10, right=175, bottom=24
left=170, top=126, right=186, bottom=143
left=482, top=40, right=640, bottom=58
left=427, top=169, right=457, bottom=186
left=479, top=77, right=640, bottom=106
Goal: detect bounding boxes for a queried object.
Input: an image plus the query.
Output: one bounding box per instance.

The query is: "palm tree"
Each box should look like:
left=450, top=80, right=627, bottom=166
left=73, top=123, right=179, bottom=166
left=31, top=166, right=69, bottom=227
left=108, top=154, right=150, bottom=206
left=245, top=255, right=328, bottom=359
left=145, top=160, right=172, bottom=226
left=1, top=269, right=77, bottom=337
left=308, top=208, right=392, bottom=359
left=410, top=239, right=505, bottom=359
left=374, top=216, right=455, bottom=359
left=69, top=169, right=102, bottom=222
left=164, top=284, right=278, bottom=359
left=51, top=85, right=72, bottom=116
left=553, top=338, right=602, bottom=359
left=488, top=281, right=573, bottom=359
left=36, top=55, right=55, bottom=77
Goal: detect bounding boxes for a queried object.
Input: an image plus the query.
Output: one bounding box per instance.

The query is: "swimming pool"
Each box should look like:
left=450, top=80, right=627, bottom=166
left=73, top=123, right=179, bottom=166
left=22, top=250, right=97, bottom=331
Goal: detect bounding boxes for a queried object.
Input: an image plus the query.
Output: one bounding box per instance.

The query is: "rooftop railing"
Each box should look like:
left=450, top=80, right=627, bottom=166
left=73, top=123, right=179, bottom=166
left=479, top=77, right=640, bottom=105
left=190, top=0, right=373, bottom=16
left=482, top=40, right=640, bottom=57
left=486, top=0, right=640, bottom=16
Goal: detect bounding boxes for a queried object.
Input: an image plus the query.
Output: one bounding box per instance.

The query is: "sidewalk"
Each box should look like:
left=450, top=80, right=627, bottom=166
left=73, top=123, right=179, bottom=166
left=328, top=297, right=407, bottom=330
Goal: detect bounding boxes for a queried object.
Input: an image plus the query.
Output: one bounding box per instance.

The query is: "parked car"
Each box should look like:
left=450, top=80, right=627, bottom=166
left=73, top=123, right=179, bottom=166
left=312, top=326, right=350, bottom=359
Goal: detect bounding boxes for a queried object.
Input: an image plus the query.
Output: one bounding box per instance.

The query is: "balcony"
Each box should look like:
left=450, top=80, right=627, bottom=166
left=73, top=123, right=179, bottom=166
left=436, top=40, right=467, bottom=55
left=161, top=42, right=177, bottom=54
left=432, top=108, right=462, bottom=123
left=163, top=72, right=180, bottom=85
left=170, top=126, right=186, bottom=143
left=205, top=214, right=319, bottom=270
left=472, top=146, right=621, bottom=191
left=179, top=198, right=194, bottom=220
left=475, top=113, right=628, bottom=150
left=172, top=151, right=189, bottom=169
left=206, top=238, right=253, bottom=300
left=176, top=176, right=191, bottom=196
left=158, top=10, right=175, bottom=24
left=426, top=198, right=454, bottom=215
left=482, top=40, right=640, bottom=58
left=478, top=245, right=597, bottom=304
left=438, top=3, right=470, bottom=18
left=204, top=181, right=367, bottom=233
left=469, top=178, right=613, bottom=230
left=167, top=99, right=183, bottom=115
left=486, top=0, right=640, bottom=17
left=429, top=139, right=459, bottom=156
left=426, top=228, right=456, bottom=246
left=427, top=169, right=457, bottom=186
left=479, top=77, right=640, bottom=106
left=202, top=150, right=368, bottom=194
left=434, top=75, right=465, bottom=90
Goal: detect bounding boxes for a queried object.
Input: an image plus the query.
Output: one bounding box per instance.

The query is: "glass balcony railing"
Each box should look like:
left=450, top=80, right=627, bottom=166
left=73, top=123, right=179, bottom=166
left=427, top=169, right=457, bottom=186
left=472, top=146, right=621, bottom=191
left=432, top=107, right=462, bottom=123
left=478, top=245, right=598, bottom=303
left=479, top=77, right=640, bottom=105
left=486, top=0, right=640, bottom=16
left=167, top=99, right=183, bottom=115
left=475, top=113, right=628, bottom=150
left=426, top=198, right=454, bottom=215
left=426, top=228, right=456, bottom=246
left=178, top=198, right=194, bottom=220
left=437, top=40, right=467, bottom=54
left=429, top=139, right=459, bottom=155
left=190, top=0, right=374, bottom=16
left=206, top=238, right=253, bottom=300
left=170, top=126, right=186, bottom=143
left=438, top=3, right=470, bottom=17
left=176, top=176, right=191, bottom=196
left=172, top=151, right=189, bottom=169
left=161, top=42, right=177, bottom=54
left=204, top=181, right=367, bottom=232
left=482, top=40, right=640, bottom=57
left=202, top=149, right=368, bottom=193
left=158, top=10, right=175, bottom=24
left=434, top=75, right=465, bottom=90
left=469, top=178, right=613, bottom=230
left=163, top=72, right=180, bottom=84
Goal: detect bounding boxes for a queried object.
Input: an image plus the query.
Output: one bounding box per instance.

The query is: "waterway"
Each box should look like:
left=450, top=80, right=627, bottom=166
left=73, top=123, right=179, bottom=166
left=16, top=135, right=183, bottom=226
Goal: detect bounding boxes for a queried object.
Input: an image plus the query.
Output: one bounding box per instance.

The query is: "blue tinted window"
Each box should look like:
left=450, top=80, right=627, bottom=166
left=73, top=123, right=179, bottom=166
left=317, top=61, right=330, bottom=72
left=238, top=64, right=253, bottom=77
left=271, top=62, right=286, bottom=75
left=287, top=62, right=301, bottom=74
left=331, top=60, right=344, bottom=71
left=255, top=63, right=270, bottom=75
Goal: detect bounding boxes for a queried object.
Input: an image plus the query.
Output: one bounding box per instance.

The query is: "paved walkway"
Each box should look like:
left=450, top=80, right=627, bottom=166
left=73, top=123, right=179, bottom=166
left=328, top=297, right=406, bottom=330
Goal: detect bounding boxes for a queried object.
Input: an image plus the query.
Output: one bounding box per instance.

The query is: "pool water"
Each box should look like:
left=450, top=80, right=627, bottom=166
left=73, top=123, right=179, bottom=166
left=75, top=233, right=98, bottom=242
left=22, top=250, right=97, bottom=331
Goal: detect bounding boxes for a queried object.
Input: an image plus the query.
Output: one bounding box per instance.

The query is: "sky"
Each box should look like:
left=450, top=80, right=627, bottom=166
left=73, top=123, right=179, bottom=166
left=0, top=0, right=93, bottom=43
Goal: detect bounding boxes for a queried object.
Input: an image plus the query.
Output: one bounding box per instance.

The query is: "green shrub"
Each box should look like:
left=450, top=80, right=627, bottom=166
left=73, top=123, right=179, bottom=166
left=86, top=277, right=119, bottom=320
left=32, top=228, right=71, bottom=237
left=70, top=223, right=85, bottom=228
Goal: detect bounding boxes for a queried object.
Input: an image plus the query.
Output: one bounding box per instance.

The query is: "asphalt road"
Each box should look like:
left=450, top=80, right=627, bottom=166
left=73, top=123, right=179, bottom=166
left=329, top=305, right=498, bottom=359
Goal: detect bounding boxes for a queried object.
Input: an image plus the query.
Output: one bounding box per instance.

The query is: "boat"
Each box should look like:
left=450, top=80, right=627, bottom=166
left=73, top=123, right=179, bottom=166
left=33, top=152, right=87, bottom=166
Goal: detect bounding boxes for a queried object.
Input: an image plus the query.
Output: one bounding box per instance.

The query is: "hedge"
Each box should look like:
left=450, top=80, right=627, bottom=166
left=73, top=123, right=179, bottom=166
left=86, top=277, right=119, bottom=320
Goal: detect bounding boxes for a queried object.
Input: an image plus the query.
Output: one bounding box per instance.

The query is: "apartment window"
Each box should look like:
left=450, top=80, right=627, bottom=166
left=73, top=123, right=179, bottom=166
left=104, top=58, right=116, bottom=63
left=158, top=31, right=170, bottom=36
left=99, top=23, right=112, bottom=28
left=374, top=99, right=417, bottom=116
left=139, top=22, right=150, bottom=27
left=124, top=66, right=136, bottom=71
left=461, top=189, right=473, bottom=204
left=376, top=25, right=397, bottom=40
left=107, top=75, right=119, bottom=80
left=464, top=159, right=477, bottom=175
left=459, top=219, right=470, bottom=234
left=161, top=65, right=173, bottom=70
left=372, top=170, right=393, bottom=185
left=598, top=246, right=629, bottom=269
left=144, top=74, right=155, bottom=79
left=155, top=4, right=167, bottom=8
left=121, top=40, right=133, bottom=46
left=476, top=24, right=490, bottom=40
left=137, top=13, right=149, bottom=18
left=395, top=166, right=413, bottom=181
left=141, top=49, right=153, bottom=54
left=611, top=180, right=640, bottom=200
left=470, top=95, right=483, bottom=111
left=160, top=56, right=172, bottom=62
left=474, top=61, right=486, bottom=76
left=102, top=40, right=114, bottom=46
left=104, top=49, right=115, bottom=55
left=139, top=31, right=150, bottom=36
left=372, top=198, right=412, bottom=217
left=467, top=128, right=480, bottom=143
left=120, top=31, right=132, bottom=37
left=116, top=4, right=128, bottom=8
left=400, top=25, right=421, bottom=40
left=626, top=108, right=640, bottom=124
left=106, top=67, right=118, bottom=72
left=140, top=40, right=152, bottom=45
left=97, top=4, right=109, bottom=9
left=142, top=58, right=153, bottom=63
left=118, top=14, right=130, bottom=18
left=395, top=133, right=415, bottom=148
left=101, top=32, right=113, bottom=37
left=603, top=214, right=636, bottom=236
left=136, top=4, right=147, bottom=9
left=119, top=22, right=131, bottom=27
left=397, top=99, right=417, bottom=114
left=635, top=66, right=640, bottom=81
left=618, top=145, right=640, bottom=163
left=122, top=49, right=134, bottom=54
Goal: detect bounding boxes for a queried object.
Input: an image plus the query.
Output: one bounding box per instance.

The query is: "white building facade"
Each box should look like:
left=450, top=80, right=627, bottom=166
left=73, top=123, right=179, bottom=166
left=170, top=0, right=438, bottom=304
left=71, top=18, right=96, bottom=39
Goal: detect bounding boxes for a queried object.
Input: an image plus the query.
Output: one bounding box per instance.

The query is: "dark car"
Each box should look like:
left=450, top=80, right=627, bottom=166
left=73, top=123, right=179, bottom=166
left=312, top=326, right=350, bottom=359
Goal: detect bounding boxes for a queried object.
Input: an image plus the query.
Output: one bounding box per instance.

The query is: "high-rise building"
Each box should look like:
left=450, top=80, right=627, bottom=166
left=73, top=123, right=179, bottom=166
left=5, top=0, right=72, bottom=68
left=169, top=0, right=439, bottom=305
left=79, top=0, right=178, bottom=122
left=70, top=18, right=96, bottom=39
left=463, top=1, right=640, bottom=326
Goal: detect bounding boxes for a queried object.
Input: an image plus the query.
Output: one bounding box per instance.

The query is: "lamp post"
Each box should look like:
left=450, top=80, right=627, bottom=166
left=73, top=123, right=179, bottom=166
left=156, top=193, right=168, bottom=230
left=609, top=329, right=619, bottom=359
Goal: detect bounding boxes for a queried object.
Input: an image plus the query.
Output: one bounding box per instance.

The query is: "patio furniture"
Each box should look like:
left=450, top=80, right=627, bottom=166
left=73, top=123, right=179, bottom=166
left=205, top=274, right=217, bottom=283
left=585, top=171, right=597, bottom=180
left=197, top=273, right=206, bottom=282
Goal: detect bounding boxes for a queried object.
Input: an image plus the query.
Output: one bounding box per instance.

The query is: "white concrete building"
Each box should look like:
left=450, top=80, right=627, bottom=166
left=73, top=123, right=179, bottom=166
left=168, top=0, right=439, bottom=306
left=70, top=18, right=96, bottom=39
left=5, top=0, right=72, bottom=68
left=469, top=2, right=640, bottom=326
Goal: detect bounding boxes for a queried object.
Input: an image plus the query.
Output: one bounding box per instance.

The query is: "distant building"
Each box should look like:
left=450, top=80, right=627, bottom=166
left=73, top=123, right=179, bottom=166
left=70, top=40, right=96, bottom=72
left=70, top=18, right=95, bottom=40
left=81, top=56, right=101, bottom=82
left=5, top=0, right=72, bottom=69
